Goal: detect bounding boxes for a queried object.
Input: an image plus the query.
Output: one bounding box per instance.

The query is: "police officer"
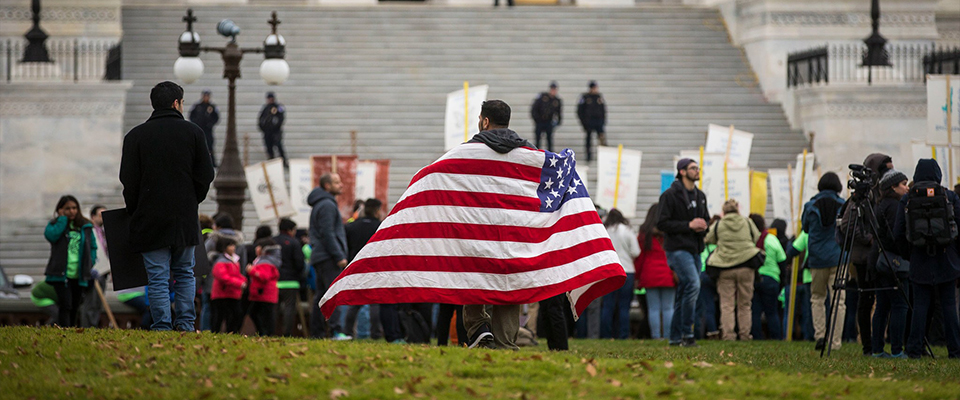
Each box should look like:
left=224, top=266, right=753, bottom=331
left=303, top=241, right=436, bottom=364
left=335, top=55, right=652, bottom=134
left=577, top=81, right=607, bottom=162
left=189, top=89, right=220, bottom=166
left=530, top=81, right=562, bottom=152
left=258, top=92, right=287, bottom=167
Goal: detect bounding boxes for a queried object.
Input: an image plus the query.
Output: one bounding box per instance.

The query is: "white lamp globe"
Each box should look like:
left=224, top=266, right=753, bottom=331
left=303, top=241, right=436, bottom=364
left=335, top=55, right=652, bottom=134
left=174, top=56, right=204, bottom=84
left=260, top=58, right=289, bottom=85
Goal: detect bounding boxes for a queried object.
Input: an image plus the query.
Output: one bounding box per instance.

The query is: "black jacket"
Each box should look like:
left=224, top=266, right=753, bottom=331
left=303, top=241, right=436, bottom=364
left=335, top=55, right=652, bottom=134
left=868, top=192, right=904, bottom=285
left=531, top=93, right=562, bottom=125
left=188, top=101, right=219, bottom=134
left=307, top=187, right=347, bottom=265
left=274, top=233, right=306, bottom=282
left=468, top=128, right=534, bottom=153
left=894, top=159, right=960, bottom=285
left=120, top=108, right=215, bottom=253
left=577, top=93, right=606, bottom=124
left=258, top=103, right=285, bottom=134
left=345, top=217, right=381, bottom=262
left=657, top=180, right=710, bottom=254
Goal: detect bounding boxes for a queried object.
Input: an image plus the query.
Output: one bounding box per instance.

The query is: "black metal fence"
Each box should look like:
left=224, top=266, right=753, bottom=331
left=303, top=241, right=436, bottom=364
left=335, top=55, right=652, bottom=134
left=787, top=42, right=935, bottom=88
left=2, top=38, right=120, bottom=83
left=923, top=47, right=960, bottom=79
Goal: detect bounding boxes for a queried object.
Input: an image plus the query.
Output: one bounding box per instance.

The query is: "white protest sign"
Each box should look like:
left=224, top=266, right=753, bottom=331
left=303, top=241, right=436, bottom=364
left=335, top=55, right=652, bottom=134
left=725, top=168, right=751, bottom=216
left=595, top=146, right=642, bottom=218
left=926, top=75, right=960, bottom=147
left=911, top=141, right=957, bottom=186
left=681, top=150, right=725, bottom=217
left=705, top=124, right=754, bottom=169
left=444, top=84, right=489, bottom=151
left=288, top=159, right=314, bottom=229
left=792, top=152, right=818, bottom=228
left=245, top=158, right=297, bottom=223
left=768, top=169, right=794, bottom=234
left=355, top=161, right=378, bottom=201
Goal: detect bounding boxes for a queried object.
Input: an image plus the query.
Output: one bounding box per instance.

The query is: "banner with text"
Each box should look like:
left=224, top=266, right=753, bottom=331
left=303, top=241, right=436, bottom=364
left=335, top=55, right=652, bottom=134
left=245, top=158, right=298, bottom=222
left=596, top=146, right=642, bottom=218
left=926, top=75, right=960, bottom=147
left=705, top=124, right=754, bottom=169
left=445, top=84, right=490, bottom=151
left=289, top=159, right=314, bottom=229
left=768, top=169, right=793, bottom=234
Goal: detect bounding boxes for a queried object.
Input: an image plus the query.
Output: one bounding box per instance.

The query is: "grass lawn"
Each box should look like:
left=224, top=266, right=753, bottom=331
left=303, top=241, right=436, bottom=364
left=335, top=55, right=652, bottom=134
left=1, top=326, right=958, bottom=399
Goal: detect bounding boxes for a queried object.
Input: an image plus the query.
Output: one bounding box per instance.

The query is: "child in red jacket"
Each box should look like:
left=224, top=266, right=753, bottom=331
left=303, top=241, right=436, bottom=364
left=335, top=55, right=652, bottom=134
left=247, top=238, right=281, bottom=336
left=211, top=237, right=246, bottom=333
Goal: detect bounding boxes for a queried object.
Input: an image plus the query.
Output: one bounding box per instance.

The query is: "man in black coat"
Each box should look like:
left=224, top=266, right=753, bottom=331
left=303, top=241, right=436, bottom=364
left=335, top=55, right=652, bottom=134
left=188, top=89, right=220, bottom=166
left=530, top=81, right=562, bottom=152
left=308, top=172, right=350, bottom=340
left=120, top=81, right=215, bottom=331
left=657, top=158, right=709, bottom=347
left=577, top=81, right=606, bottom=162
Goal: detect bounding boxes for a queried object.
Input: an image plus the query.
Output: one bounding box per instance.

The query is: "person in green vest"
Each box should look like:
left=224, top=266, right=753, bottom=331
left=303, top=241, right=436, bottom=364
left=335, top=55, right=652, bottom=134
left=44, top=195, right=98, bottom=327
left=785, top=230, right=815, bottom=341
left=748, top=214, right=787, bottom=340
left=30, top=281, right=59, bottom=325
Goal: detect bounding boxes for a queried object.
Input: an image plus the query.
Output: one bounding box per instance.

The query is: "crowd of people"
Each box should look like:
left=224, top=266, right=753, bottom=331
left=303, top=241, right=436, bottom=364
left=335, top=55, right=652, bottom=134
left=32, top=81, right=960, bottom=361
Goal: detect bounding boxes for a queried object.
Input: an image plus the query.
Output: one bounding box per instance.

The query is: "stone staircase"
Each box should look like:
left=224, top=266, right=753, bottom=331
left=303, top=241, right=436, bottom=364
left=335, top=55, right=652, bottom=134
left=0, top=5, right=807, bottom=289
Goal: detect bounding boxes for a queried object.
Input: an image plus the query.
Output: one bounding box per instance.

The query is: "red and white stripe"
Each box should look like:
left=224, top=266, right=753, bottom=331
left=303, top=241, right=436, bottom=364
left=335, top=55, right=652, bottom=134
left=319, top=143, right=625, bottom=319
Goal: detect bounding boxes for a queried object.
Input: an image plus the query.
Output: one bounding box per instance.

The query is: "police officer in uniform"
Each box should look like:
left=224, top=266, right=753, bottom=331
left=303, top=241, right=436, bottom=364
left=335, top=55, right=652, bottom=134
left=530, top=81, right=562, bottom=152
left=258, top=92, right=288, bottom=167
left=189, top=89, right=220, bottom=166
left=577, top=81, right=607, bottom=162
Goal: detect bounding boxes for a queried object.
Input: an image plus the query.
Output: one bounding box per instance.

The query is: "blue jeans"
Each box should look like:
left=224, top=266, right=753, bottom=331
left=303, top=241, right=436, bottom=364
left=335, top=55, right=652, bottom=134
left=199, top=292, right=212, bottom=331
left=646, top=287, right=675, bottom=339
left=872, top=284, right=909, bottom=355
left=751, top=275, right=783, bottom=340
left=142, top=246, right=196, bottom=331
left=695, top=271, right=717, bottom=337
left=907, top=281, right=960, bottom=358
left=601, top=273, right=634, bottom=339
left=667, top=250, right=701, bottom=342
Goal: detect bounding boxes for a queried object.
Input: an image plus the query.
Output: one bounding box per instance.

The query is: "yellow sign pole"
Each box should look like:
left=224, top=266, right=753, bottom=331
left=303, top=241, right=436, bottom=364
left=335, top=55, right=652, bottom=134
left=464, top=81, right=470, bottom=143
left=613, top=144, right=623, bottom=209
left=785, top=149, right=808, bottom=341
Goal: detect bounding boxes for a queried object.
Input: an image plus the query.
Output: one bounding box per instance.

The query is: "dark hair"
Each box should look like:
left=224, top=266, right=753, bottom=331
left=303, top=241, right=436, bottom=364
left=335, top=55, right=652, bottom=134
left=603, top=208, right=629, bottom=229
left=216, top=236, right=237, bottom=253
left=363, top=198, right=383, bottom=219
left=199, top=214, right=214, bottom=231
left=89, top=204, right=106, bottom=217
left=352, top=199, right=364, bottom=213
left=255, top=225, right=273, bottom=240
left=748, top=213, right=766, bottom=232
left=254, top=237, right=276, bottom=249
left=638, top=203, right=663, bottom=249
left=214, top=213, right=234, bottom=230
left=480, top=100, right=511, bottom=127
left=770, top=219, right=787, bottom=241
left=319, top=173, right=335, bottom=191
left=52, top=195, right=91, bottom=227
left=150, top=81, right=184, bottom=111
left=818, top=172, right=843, bottom=193
left=278, top=218, right=296, bottom=233
left=709, top=215, right=722, bottom=226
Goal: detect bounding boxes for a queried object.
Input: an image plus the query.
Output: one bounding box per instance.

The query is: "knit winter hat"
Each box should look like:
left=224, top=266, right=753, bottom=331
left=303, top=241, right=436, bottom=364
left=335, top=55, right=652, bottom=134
left=879, top=169, right=908, bottom=190
left=818, top=172, right=843, bottom=193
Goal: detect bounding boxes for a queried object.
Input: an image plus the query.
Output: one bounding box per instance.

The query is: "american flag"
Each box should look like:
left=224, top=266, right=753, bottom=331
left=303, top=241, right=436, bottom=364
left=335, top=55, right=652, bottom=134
left=319, top=143, right=625, bottom=319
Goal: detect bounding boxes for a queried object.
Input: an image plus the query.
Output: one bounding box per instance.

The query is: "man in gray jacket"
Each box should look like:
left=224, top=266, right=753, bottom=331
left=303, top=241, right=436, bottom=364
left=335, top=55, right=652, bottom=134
left=308, top=172, right=351, bottom=340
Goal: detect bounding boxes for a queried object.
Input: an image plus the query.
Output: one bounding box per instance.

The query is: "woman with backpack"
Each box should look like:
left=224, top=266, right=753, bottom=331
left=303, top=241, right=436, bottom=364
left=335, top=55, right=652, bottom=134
left=635, top=204, right=675, bottom=340
left=705, top=200, right=762, bottom=341
left=44, top=195, right=98, bottom=327
left=870, top=169, right=910, bottom=358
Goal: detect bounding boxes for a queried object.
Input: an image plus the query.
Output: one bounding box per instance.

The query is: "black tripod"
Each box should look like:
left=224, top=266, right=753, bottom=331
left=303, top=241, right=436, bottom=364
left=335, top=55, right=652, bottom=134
left=823, top=185, right=934, bottom=358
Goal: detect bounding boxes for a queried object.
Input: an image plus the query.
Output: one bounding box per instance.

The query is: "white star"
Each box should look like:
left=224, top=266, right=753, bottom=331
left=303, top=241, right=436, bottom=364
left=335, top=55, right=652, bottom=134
left=572, top=179, right=581, bottom=188
left=543, top=178, right=554, bottom=189
left=549, top=157, right=558, bottom=167
left=567, top=186, right=578, bottom=195
left=550, top=189, right=560, bottom=198
left=558, top=180, right=565, bottom=188
left=556, top=168, right=564, bottom=179
left=545, top=198, right=554, bottom=208
left=567, top=166, right=572, bottom=175
left=564, top=158, right=569, bottom=166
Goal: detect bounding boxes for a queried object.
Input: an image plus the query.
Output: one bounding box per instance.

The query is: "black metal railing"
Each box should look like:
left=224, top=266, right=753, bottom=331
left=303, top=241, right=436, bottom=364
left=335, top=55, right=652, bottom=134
left=923, top=47, right=960, bottom=80
left=787, top=42, right=933, bottom=88
left=1, top=38, right=119, bottom=83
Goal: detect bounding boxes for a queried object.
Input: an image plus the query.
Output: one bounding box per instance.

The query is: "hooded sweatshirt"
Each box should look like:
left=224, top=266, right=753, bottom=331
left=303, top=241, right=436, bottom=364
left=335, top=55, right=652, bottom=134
left=468, top=128, right=534, bottom=153
left=894, top=159, right=960, bottom=285
left=704, top=213, right=761, bottom=268
left=802, top=189, right=845, bottom=269
left=248, top=246, right=281, bottom=303
left=307, top=187, right=347, bottom=266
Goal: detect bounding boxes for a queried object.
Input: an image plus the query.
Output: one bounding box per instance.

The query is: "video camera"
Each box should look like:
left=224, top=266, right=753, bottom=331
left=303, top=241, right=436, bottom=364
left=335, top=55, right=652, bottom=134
left=847, top=164, right=877, bottom=201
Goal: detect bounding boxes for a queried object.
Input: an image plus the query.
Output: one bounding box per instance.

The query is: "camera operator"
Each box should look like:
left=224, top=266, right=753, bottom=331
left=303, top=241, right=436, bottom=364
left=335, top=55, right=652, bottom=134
left=837, top=153, right=893, bottom=356
left=868, top=169, right=910, bottom=357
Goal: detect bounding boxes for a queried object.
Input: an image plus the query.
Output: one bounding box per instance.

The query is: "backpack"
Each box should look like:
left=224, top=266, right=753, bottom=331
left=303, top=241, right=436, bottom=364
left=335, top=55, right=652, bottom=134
left=904, top=182, right=958, bottom=249
left=398, top=308, right=431, bottom=344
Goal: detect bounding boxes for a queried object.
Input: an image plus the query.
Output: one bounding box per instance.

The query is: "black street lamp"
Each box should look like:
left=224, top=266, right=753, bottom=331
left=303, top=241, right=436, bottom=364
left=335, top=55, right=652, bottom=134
left=22, top=0, right=51, bottom=63
left=861, top=0, right=891, bottom=85
left=174, top=9, right=289, bottom=229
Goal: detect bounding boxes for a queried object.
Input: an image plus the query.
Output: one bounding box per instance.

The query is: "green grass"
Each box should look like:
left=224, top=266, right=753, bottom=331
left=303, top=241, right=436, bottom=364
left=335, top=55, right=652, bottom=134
left=1, top=326, right=958, bottom=399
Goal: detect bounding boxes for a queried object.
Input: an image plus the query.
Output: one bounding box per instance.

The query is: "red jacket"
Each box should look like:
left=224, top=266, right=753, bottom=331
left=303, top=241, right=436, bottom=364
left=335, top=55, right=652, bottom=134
left=211, top=254, right=245, bottom=300
left=247, top=248, right=281, bottom=303
left=635, top=232, right=675, bottom=289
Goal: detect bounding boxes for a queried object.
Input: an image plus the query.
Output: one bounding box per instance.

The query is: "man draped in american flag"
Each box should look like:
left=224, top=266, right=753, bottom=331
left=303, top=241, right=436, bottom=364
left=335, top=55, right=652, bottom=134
left=320, top=100, right=626, bottom=350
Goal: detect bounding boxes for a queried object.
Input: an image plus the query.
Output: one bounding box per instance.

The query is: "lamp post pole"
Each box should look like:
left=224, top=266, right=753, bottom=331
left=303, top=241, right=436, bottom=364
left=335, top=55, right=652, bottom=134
left=175, top=10, right=288, bottom=229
